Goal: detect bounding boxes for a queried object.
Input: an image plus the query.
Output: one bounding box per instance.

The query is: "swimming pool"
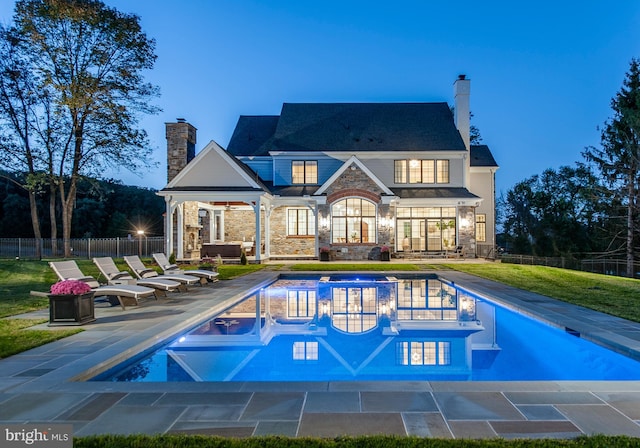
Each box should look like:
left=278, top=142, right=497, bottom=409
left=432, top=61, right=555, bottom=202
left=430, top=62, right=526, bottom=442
left=95, top=273, right=640, bottom=382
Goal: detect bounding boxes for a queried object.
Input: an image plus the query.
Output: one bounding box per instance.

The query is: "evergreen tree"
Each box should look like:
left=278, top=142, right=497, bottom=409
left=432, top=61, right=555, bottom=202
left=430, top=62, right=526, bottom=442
left=583, top=58, right=640, bottom=276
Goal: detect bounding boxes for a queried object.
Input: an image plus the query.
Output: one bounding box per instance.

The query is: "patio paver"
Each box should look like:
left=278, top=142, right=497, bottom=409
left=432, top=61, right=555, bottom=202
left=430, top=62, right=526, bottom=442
left=1, top=264, right=640, bottom=439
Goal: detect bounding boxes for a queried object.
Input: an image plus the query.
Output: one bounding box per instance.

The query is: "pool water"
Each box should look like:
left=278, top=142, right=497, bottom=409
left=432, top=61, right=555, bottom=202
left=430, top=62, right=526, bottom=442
left=95, top=274, right=640, bottom=382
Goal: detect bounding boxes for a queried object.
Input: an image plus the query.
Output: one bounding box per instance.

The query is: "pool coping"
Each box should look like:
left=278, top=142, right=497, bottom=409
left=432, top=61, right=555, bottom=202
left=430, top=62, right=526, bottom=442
left=2, top=267, right=640, bottom=438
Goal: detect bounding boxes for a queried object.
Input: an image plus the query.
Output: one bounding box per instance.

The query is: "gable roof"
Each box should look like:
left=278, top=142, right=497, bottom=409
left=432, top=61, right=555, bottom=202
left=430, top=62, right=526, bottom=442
left=226, top=102, right=467, bottom=156
left=226, top=115, right=279, bottom=157
left=470, top=145, right=499, bottom=167
left=314, top=155, right=394, bottom=196
left=161, top=140, right=266, bottom=192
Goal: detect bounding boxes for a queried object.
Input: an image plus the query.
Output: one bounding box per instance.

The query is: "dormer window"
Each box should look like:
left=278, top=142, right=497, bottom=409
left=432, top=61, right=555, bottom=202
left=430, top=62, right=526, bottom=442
left=292, top=160, right=317, bottom=184
left=394, top=159, right=449, bottom=184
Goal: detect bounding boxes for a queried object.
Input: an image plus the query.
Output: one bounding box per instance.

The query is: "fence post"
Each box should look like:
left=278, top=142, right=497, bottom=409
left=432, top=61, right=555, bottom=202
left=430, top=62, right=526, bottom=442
left=116, top=237, right=120, bottom=258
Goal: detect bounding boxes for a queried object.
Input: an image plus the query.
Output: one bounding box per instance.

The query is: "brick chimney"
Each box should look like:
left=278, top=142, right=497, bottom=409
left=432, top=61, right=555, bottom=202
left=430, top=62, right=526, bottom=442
left=454, top=74, right=470, bottom=151
left=166, top=119, right=196, bottom=182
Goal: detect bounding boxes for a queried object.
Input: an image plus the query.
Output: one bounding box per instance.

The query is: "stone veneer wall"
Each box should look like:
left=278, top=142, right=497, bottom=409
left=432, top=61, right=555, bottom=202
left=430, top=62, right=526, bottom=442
left=319, top=165, right=389, bottom=260
left=222, top=209, right=262, bottom=243
left=182, top=202, right=201, bottom=259
left=166, top=121, right=196, bottom=182
left=269, top=206, right=315, bottom=256
left=457, top=205, right=476, bottom=257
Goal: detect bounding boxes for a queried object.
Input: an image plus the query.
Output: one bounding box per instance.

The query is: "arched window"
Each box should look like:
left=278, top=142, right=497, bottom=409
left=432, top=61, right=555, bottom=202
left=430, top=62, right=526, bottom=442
left=331, top=198, right=376, bottom=243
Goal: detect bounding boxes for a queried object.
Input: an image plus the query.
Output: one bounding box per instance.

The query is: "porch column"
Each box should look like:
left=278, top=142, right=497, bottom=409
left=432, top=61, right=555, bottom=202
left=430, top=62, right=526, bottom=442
left=165, top=196, right=173, bottom=257
left=176, top=203, right=184, bottom=259
left=264, top=205, right=272, bottom=259
left=253, top=199, right=262, bottom=262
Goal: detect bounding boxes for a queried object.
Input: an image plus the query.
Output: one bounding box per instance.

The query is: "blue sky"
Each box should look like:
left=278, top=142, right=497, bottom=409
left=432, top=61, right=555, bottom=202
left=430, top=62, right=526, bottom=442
left=2, top=1, right=640, bottom=195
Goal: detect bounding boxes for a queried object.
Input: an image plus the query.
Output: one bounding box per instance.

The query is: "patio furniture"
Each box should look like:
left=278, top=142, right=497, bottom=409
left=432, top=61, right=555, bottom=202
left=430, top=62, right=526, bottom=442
left=152, top=253, right=219, bottom=285
left=93, top=257, right=181, bottom=296
left=123, top=255, right=199, bottom=291
left=48, top=260, right=156, bottom=310
left=201, top=243, right=242, bottom=258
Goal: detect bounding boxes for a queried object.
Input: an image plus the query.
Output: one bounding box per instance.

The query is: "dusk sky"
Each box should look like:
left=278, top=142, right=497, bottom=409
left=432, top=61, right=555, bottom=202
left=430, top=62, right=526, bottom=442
left=2, top=1, right=640, bottom=196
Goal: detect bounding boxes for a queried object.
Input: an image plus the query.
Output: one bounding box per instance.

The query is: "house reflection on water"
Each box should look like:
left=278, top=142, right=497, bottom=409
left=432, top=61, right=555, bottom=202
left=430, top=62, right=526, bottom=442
left=167, top=275, right=501, bottom=381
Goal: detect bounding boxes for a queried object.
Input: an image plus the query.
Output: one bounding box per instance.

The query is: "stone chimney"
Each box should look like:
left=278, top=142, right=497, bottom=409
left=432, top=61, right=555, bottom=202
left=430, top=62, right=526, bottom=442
left=166, top=118, right=197, bottom=182
left=454, top=74, right=471, bottom=151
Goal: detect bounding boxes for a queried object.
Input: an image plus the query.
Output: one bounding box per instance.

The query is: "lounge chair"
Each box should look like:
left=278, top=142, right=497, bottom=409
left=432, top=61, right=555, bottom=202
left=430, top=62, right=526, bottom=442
left=93, top=257, right=181, bottom=297
left=152, top=252, right=219, bottom=285
left=49, top=260, right=156, bottom=310
left=123, top=255, right=199, bottom=291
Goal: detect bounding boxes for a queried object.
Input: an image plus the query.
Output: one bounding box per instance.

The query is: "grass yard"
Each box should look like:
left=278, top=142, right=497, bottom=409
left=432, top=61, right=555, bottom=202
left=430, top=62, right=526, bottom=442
left=445, top=263, right=640, bottom=323
left=0, top=318, right=82, bottom=359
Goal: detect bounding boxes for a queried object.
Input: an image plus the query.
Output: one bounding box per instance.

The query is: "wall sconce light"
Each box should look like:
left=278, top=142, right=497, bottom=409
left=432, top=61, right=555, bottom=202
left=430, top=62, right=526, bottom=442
left=380, top=216, right=394, bottom=230
left=460, top=218, right=470, bottom=228
left=320, top=217, right=330, bottom=230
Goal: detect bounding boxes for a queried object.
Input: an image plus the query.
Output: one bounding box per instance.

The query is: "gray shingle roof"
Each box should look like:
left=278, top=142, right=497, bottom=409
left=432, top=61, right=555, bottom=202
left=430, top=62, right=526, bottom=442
left=227, top=103, right=468, bottom=155
left=263, top=183, right=320, bottom=197
left=470, top=145, right=498, bottom=167
left=390, top=187, right=480, bottom=200
left=226, top=116, right=279, bottom=157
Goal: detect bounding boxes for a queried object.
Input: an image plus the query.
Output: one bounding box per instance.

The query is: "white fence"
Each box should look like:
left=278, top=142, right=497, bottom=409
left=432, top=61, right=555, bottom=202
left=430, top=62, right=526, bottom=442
left=0, top=237, right=166, bottom=259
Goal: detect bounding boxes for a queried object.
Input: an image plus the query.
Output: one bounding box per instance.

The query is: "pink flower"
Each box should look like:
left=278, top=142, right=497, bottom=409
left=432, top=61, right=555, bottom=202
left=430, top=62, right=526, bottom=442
left=50, top=279, right=92, bottom=295
left=381, top=245, right=390, bottom=253
left=320, top=246, right=330, bottom=253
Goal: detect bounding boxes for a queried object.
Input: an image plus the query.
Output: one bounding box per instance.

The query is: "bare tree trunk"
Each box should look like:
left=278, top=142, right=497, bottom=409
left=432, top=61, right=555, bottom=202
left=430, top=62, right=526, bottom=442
left=627, top=173, right=636, bottom=278
left=60, top=179, right=77, bottom=258
left=49, top=180, right=58, bottom=256
left=27, top=190, right=42, bottom=259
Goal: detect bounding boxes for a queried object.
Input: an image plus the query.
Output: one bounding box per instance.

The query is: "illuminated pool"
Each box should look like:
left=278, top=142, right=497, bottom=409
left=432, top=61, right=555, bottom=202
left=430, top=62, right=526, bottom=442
left=94, top=274, right=640, bottom=382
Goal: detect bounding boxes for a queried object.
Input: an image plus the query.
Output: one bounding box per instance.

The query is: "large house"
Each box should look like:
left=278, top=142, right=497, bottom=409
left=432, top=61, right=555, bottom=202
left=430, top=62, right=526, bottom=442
left=158, top=75, right=498, bottom=262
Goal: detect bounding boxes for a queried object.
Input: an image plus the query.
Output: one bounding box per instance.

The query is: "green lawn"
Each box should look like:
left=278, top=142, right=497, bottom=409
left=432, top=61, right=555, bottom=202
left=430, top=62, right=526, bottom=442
left=444, top=263, right=640, bottom=323
left=0, top=318, right=82, bottom=359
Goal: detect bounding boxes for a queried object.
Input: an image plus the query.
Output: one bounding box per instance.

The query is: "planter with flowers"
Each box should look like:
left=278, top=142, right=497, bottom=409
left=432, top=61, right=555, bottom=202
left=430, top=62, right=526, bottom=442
left=380, top=245, right=391, bottom=261
left=48, top=279, right=96, bottom=326
left=319, top=246, right=330, bottom=261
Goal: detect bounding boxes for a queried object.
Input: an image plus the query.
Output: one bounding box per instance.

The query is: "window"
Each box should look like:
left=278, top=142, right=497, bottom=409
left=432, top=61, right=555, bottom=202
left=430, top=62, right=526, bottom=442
left=394, top=160, right=407, bottom=183
left=287, top=209, right=315, bottom=236
left=396, top=207, right=456, bottom=252
left=331, top=198, right=376, bottom=243
left=476, top=214, right=486, bottom=242
left=394, top=159, right=448, bottom=184
left=293, top=341, right=318, bottom=361
left=436, top=160, right=449, bottom=183
left=409, top=159, right=422, bottom=183
left=292, top=161, right=317, bottom=184
left=397, top=341, right=451, bottom=366
left=287, top=290, right=317, bottom=318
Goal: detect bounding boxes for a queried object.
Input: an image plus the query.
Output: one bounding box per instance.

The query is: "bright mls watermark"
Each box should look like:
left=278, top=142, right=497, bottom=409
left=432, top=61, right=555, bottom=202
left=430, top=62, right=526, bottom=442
left=1, top=425, right=72, bottom=448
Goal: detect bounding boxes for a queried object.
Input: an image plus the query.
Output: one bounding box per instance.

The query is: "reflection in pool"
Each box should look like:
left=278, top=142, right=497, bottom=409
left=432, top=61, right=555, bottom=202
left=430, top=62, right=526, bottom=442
left=96, top=274, right=640, bottom=382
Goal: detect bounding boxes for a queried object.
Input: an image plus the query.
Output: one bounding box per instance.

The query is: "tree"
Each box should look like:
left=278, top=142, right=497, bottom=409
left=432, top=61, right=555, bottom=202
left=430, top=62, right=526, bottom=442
left=9, top=0, right=159, bottom=256
left=0, top=25, right=46, bottom=257
left=583, top=58, right=640, bottom=277
left=500, top=164, right=604, bottom=256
